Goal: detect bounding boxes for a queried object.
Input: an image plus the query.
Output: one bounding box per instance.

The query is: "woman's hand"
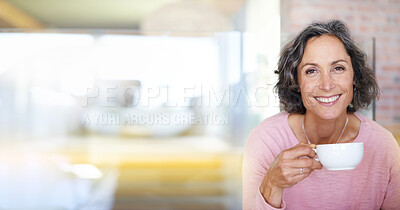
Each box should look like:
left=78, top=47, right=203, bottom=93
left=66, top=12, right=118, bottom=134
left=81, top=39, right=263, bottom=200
left=259, top=143, right=323, bottom=207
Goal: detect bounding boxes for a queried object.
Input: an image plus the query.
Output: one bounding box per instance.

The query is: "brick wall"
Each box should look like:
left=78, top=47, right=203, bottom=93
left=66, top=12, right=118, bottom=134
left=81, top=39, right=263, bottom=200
left=281, top=0, right=400, bottom=128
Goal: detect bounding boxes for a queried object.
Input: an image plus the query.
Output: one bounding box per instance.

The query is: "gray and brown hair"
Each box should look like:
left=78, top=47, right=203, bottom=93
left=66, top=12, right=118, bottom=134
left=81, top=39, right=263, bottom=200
left=274, top=19, right=379, bottom=114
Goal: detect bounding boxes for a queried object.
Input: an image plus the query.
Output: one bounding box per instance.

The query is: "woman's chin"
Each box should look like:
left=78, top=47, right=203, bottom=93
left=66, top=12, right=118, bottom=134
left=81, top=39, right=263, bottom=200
left=309, top=107, right=347, bottom=120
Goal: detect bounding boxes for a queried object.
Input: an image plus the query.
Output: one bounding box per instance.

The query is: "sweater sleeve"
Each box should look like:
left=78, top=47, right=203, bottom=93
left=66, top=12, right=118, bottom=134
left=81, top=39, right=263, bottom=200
left=381, top=136, right=400, bottom=210
left=242, top=129, right=286, bottom=210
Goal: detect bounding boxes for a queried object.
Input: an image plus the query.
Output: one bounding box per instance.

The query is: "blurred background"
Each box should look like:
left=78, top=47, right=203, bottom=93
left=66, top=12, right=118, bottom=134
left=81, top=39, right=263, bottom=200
left=0, top=0, right=398, bottom=209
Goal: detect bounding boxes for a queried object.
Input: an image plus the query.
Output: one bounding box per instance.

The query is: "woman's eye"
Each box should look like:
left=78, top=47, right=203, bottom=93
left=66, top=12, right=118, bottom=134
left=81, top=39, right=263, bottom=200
left=334, top=66, right=345, bottom=71
left=305, top=69, right=317, bottom=74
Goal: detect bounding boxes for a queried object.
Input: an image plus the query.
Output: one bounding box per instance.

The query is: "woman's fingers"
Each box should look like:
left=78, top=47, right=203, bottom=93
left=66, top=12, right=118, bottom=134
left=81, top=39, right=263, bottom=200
left=277, top=167, right=311, bottom=187
left=263, top=143, right=322, bottom=190
left=281, top=158, right=318, bottom=169
left=281, top=143, right=317, bottom=159
left=310, top=158, right=323, bottom=170
left=280, top=159, right=321, bottom=180
left=294, top=167, right=310, bottom=176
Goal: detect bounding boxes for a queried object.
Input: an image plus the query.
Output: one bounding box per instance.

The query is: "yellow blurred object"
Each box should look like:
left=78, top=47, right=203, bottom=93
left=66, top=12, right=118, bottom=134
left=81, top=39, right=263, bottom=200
left=83, top=135, right=242, bottom=209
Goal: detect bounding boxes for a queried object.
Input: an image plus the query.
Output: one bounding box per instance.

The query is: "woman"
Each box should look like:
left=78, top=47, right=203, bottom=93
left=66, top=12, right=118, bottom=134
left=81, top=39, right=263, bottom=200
left=242, top=20, right=400, bottom=209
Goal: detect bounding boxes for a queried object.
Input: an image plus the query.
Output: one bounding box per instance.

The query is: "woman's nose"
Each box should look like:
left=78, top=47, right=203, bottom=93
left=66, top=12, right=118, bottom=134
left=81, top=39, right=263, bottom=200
left=318, top=72, right=335, bottom=91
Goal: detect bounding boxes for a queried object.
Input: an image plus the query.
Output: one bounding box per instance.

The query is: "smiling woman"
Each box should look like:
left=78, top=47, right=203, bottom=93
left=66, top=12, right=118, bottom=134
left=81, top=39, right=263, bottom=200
left=242, top=20, right=400, bottom=210
left=297, top=35, right=354, bottom=121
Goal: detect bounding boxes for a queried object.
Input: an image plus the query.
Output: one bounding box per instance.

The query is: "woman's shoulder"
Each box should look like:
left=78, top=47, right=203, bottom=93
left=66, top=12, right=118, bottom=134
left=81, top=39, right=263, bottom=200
left=356, top=113, right=395, bottom=139
left=355, top=113, right=398, bottom=149
left=250, top=111, right=290, bottom=136
left=245, top=111, right=292, bottom=160
left=257, top=111, right=290, bottom=129
left=246, top=111, right=293, bottom=147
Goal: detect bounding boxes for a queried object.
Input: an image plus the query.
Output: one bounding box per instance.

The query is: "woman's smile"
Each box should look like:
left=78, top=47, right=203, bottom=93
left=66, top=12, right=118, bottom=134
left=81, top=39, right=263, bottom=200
left=314, top=94, right=341, bottom=105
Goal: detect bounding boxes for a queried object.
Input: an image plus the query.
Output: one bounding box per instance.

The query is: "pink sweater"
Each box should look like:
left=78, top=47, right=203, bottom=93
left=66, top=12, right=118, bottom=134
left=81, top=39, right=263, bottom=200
left=242, top=112, right=400, bottom=210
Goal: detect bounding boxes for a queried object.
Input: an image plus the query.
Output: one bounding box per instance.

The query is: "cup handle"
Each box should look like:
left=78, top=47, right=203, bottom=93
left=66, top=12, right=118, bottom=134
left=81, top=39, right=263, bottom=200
left=312, top=148, right=319, bottom=161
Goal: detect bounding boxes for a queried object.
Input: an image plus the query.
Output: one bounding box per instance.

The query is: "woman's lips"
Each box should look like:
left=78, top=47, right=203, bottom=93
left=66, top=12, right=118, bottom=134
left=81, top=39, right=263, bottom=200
left=314, top=94, right=341, bottom=106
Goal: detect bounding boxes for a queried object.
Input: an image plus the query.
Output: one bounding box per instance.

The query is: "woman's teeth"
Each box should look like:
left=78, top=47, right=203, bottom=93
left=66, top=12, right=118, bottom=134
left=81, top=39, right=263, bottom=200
left=315, top=95, right=340, bottom=103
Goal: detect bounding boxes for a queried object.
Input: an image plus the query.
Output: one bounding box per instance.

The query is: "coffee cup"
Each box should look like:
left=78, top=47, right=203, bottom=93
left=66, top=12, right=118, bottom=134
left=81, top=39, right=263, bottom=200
left=314, top=142, right=364, bottom=170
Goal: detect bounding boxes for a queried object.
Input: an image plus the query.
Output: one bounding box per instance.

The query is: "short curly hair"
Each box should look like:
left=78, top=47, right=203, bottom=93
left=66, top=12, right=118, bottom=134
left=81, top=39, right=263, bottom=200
left=274, top=19, right=379, bottom=114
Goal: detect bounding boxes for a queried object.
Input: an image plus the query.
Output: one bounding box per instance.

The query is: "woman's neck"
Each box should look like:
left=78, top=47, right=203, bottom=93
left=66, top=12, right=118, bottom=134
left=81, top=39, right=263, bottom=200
left=303, top=112, right=348, bottom=144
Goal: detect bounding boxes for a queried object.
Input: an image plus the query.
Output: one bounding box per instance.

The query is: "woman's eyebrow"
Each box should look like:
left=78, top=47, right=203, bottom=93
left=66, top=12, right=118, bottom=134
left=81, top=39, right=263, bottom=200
left=331, top=59, right=348, bottom=65
left=299, top=62, right=317, bottom=69
left=300, top=59, right=348, bottom=69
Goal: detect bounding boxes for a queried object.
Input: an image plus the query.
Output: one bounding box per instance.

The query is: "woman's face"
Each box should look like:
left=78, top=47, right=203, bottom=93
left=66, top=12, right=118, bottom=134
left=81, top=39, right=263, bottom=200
left=297, top=35, right=354, bottom=120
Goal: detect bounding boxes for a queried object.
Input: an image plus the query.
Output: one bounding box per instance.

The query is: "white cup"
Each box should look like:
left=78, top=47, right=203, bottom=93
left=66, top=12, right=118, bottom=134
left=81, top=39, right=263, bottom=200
left=314, top=142, right=364, bottom=170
